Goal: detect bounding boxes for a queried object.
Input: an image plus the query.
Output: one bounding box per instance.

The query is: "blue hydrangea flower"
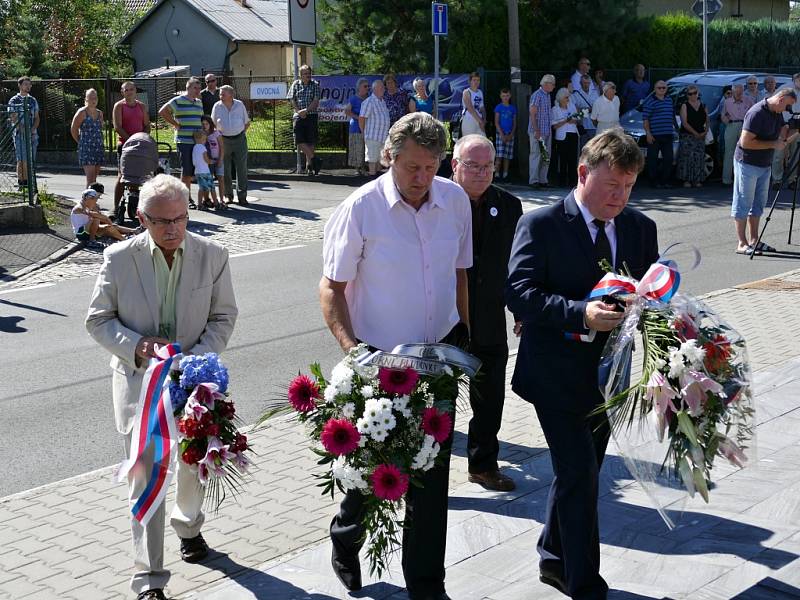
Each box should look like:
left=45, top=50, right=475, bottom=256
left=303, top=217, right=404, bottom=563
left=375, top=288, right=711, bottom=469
left=179, top=353, right=229, bottom=393
left=169, top=380, right=189, bottom=412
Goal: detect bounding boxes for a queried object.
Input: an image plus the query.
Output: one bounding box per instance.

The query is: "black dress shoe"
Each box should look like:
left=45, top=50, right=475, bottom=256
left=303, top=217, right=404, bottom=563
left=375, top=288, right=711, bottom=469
left=469, top=469, right=516, bottom=491
left=238, top=197, right=249, bottom=206
left=137, top=589, right=167, bottom=600
left=539, top=571, right=568, bottom=595
left=331, top=553, right=362, bottom=591
left=180, top=533, right=209, bottom=563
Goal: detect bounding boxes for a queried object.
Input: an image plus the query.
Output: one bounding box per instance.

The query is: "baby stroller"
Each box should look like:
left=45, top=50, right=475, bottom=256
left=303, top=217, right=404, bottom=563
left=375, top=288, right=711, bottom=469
left=117, top=133, right=173, bottom=224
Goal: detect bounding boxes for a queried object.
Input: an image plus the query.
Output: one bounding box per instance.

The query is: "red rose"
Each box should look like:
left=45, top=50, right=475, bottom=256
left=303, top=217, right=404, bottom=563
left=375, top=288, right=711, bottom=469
left=181, top=445, right=204, bottom=464
left=205, top=423, right=220, bottom=437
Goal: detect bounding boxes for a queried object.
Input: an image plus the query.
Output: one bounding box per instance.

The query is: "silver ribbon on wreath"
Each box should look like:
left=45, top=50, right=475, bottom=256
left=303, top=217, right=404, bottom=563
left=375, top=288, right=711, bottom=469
left=356, top=343, right=482, bottom=378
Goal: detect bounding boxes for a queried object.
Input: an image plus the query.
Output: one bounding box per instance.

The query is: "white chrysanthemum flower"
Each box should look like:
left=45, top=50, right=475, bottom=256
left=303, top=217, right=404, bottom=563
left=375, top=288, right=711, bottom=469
left=381, top=414, right=397, bottom=431
left=425, top=393, right=436, bottom=408
left=680, top=339, right=706, bottom=369
left=341, top=402, right=356, bottom=419
left=360, top=385, right=374, bottom=398
left=364, top=398, right=381, bottom=418
left=371, top=428, right=388, bottom=442
left=356, top=417, right=371, bottom=434
left=667, top=347, right=686, bottom=379
left=330, top=363, right=354, bottom=394
left=378, top=397, right=394, bottom=413
left=324, top=385, right=337, bottom=403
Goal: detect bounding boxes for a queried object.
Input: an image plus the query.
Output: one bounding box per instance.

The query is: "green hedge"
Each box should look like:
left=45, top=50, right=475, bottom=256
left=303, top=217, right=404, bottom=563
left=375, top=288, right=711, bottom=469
left=445, top=12, right=800, bottom=73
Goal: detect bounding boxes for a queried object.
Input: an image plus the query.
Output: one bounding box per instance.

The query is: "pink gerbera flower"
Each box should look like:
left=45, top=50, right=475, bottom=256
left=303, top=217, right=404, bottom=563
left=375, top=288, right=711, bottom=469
left=320, top=418, right=361, bottom=456
left=371, top=464, right=409, bottom=501
left=421, top=407, right=452, bottom=444
left=288, top=374, right=320, bottom=412
left=378, top=367, right=419, bottom=396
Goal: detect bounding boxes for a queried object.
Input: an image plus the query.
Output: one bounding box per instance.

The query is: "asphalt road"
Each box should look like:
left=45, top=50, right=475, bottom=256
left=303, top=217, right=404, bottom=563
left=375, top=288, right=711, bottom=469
left=2, top=173, right=800, bottom=496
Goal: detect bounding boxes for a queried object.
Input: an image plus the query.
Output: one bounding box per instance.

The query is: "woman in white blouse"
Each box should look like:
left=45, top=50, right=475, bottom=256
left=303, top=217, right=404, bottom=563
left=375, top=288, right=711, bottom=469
left=591, top=82, right=620, bottom=134
left=551, top=88, right=580, bottom=187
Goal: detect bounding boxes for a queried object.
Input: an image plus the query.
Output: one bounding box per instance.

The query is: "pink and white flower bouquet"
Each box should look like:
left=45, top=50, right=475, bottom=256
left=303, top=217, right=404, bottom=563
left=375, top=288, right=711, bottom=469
left=261, top=345, right=464, bottom=576
left=598, top=289, right=755, bottom=512
left=169, top=353, right=252, bottom=511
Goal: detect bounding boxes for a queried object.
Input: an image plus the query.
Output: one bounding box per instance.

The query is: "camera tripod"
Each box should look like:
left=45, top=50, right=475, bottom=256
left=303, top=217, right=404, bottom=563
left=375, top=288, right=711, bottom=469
left=749, top=132, right=800, bottom=259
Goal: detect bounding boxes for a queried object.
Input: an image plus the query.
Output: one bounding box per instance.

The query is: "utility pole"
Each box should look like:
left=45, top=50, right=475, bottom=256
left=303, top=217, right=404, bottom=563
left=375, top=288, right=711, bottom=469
left=507, top=0, right=530, bottom=181
left=703, top=0, right=708, bottom=70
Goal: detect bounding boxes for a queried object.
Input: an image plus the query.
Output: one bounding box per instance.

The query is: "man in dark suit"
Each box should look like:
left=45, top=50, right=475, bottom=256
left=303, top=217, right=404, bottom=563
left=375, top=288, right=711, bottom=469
left=452, top=134, right=523, bottom=491
left=506, top=129, right=659, bottom=600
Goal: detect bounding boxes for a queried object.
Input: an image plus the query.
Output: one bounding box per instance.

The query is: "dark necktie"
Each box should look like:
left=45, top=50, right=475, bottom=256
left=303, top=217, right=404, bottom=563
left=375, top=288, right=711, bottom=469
left=593, top=218, right=613, bottom=265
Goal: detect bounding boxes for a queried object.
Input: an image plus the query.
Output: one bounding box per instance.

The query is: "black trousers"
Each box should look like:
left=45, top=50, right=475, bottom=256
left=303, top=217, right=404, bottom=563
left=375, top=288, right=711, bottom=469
left=467, top=342, right=509, bottom=474
left=646, top=134, right=674, bottom=185
left=330, top=324, right=466, bottom=595
left=535, top=406, right=611, bottom=600
left=554, top=132, right=579, bottom=188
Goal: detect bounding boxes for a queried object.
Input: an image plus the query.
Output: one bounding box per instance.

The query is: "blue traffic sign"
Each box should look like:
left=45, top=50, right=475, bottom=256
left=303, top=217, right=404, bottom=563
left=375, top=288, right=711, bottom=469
left=432, top=3, right=448, bottom=36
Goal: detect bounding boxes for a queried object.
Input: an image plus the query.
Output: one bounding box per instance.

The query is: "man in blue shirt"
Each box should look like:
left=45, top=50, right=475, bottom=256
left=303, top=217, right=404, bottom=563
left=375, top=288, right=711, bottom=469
left=620, top=64, right=650, bottom=113
left=642, top=81, right=676, bottom=188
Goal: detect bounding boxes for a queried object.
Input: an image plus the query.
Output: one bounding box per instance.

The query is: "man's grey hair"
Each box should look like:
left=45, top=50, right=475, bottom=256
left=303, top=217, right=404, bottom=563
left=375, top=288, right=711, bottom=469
left=140, top=174, right=190, bottom=213
left=372, top=79, right=384, bottom=92
left=747, top=75, right=759, bottom=83
left=540, top=74, right=556, bottom=86
left=219, top=84, right=235, bottom=96
left=356, top=77, right=369, bottom=90
left=453, top=134, right=496, bottom=162
left=765, top=75, right=776, bottom=83
left=381, top=112, right=447, bottom=166
left=186, top=76, right=203, bottom=89
left=732, top=83, right=744, bottom=92
left=205, top=73, right=216, bottom=81
left=580, top=74, right=591, bottom=82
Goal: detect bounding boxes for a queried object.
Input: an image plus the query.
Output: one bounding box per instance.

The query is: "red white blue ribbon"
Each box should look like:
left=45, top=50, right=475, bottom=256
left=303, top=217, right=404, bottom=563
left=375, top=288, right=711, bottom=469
left=116, top=343, right=182, bottom=525
left=566, top=261, right=682, bottom=342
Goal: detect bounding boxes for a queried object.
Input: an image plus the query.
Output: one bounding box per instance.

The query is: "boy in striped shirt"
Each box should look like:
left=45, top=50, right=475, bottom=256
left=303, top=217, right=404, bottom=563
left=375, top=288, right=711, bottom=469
left=159, top=77, right=204, bottom=206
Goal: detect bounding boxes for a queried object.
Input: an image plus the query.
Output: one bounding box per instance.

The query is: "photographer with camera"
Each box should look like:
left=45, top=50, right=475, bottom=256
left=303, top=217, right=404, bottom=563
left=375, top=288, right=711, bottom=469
left=732, top=88, right=798, bottom=255
left=772, top=73, right=800, bottom=190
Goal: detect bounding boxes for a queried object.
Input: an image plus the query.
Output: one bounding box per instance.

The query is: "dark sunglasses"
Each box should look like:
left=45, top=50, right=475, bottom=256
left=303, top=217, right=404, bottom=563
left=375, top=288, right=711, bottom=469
left=687, top=91, right=698, bottom=96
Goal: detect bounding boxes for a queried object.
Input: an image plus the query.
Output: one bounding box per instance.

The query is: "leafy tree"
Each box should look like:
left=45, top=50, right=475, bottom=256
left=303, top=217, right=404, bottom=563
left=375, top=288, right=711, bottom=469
left=1, top=0, right=138, bottom=78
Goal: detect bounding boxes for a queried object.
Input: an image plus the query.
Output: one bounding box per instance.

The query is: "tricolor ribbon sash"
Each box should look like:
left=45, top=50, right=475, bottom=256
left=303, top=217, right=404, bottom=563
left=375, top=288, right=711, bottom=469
left=565, top=261, right=681, bottom=342
left=117, top=343, right=182, bottom=525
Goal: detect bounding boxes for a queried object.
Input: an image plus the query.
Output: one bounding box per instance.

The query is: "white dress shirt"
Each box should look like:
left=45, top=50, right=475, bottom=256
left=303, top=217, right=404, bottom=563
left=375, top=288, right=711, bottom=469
left=575, top=193, right=617, bottom=266
left=591, top=95, right=620, bottom=133
left=323, top=172, right=472, bottom=351
left=211, top=99, right=250, bottom=136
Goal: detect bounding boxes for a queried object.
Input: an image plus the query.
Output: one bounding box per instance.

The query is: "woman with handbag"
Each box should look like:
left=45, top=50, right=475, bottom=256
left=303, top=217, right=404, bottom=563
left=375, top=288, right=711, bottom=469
left=677, top=85, right=710, bottom=188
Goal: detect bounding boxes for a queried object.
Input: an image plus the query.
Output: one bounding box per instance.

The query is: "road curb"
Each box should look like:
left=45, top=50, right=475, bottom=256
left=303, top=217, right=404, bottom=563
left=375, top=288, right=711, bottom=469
left=0, top=239, right=81, bottom=287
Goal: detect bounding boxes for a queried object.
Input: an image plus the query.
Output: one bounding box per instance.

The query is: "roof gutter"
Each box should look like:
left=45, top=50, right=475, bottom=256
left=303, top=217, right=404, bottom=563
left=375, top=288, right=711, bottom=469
left=224, top=40, right=240, bottom=74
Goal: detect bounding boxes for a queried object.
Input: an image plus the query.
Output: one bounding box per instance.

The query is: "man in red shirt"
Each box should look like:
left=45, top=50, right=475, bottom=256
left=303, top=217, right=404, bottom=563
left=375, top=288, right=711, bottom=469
left=112, top=81, right=151, bottom=215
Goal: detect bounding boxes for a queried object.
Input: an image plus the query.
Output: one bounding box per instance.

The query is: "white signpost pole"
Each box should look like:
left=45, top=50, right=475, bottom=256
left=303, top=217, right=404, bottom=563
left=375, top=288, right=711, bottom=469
left=293, top=44, right=302, bottom=174
left=703, top=0, right=708, bottom=70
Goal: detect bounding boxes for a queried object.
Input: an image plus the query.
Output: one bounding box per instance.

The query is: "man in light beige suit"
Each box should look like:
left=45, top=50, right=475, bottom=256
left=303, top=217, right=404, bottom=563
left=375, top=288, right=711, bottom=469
left=86, top=174, right=237, bottom=600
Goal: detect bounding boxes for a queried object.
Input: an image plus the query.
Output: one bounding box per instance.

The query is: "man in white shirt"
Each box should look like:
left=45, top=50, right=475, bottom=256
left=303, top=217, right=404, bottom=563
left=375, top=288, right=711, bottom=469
left=321, top=112, right=471, bottom=600
left=358, top=79, right=392, bottom=176
left=571, top=57, right=597, bottom=96
left=211, top=85, right=251, bottom=205
left=590, top=82, right=620, bottom=134
left=572, top=74, right=599, bottom=152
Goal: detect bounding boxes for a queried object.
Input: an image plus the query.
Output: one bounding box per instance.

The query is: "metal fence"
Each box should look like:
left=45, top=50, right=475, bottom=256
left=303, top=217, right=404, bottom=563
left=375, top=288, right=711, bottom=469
left=0, top=76, right=348, bottom=157
left=0, top=100, right=36, bottom=206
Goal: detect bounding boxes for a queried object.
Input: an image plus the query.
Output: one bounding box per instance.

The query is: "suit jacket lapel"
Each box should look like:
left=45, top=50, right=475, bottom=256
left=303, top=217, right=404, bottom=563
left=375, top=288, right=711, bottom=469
left=132, top=236, right=159, bottom=333
left=563, top=192, right=596, bottom=267
left=175, top=233, right=199, bottom=340
left=614, top=210, right=628, bottom=271
left=478, top=187, right=496, bottom=262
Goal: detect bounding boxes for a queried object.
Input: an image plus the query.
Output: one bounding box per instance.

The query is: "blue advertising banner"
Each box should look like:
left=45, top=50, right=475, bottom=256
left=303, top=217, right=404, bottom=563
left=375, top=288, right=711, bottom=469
left=315, top=73, right=469, bottom=122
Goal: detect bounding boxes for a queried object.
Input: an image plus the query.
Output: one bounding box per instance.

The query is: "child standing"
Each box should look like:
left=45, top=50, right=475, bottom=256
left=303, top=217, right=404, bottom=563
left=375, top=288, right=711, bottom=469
left=192, top=130, right=221, bottom=210
left=494, top=88, right=517, bottom=180
left=201, top=115, right=226, bottom=203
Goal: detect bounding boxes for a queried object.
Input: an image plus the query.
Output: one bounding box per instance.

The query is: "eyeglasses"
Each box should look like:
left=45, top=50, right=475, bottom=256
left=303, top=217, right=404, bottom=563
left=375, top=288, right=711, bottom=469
left=687, top=91, right=698, bottom=96
left=207, top=78, right=217, bottom=83
left=143, top=212, right=189, bottom=227
left=748, top=82, right=758, bottom=85
left=656, top=86, right=667, bottom=90
left=456, top=159, right=494, bottom=175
